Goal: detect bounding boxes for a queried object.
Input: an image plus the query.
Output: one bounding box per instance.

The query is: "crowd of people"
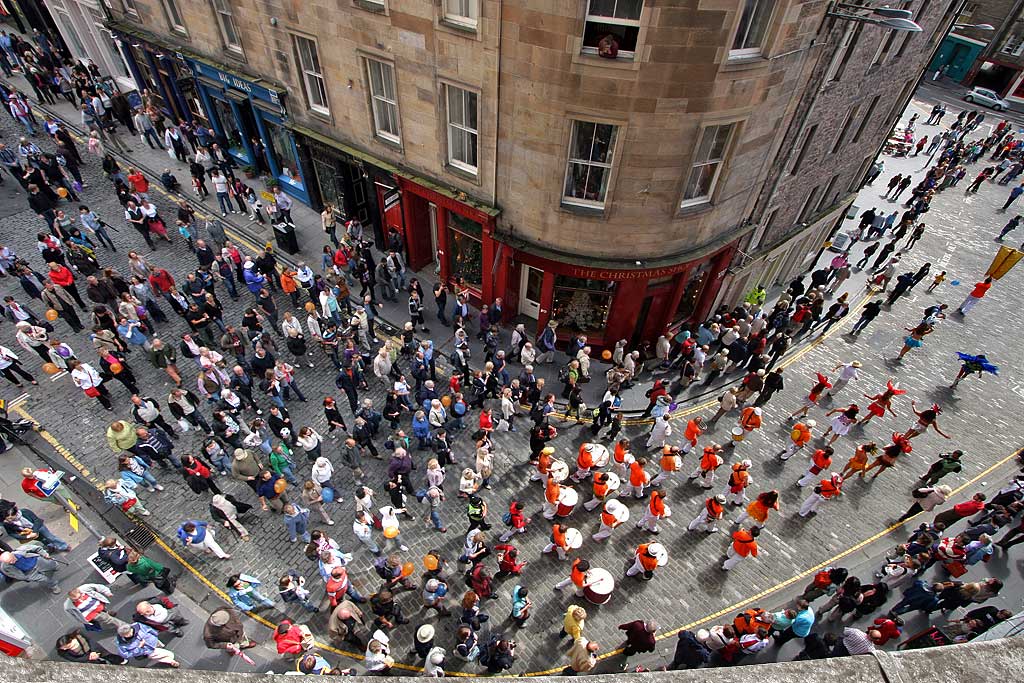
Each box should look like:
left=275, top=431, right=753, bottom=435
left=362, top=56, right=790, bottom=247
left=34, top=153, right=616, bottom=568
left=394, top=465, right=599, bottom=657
left=0, top=30, right=1018, bottom=677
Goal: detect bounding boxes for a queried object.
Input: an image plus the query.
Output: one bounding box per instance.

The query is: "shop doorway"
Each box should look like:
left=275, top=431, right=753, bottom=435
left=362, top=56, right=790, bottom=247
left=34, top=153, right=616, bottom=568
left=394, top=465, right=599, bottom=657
left=519, top=266, right=543, bottom=318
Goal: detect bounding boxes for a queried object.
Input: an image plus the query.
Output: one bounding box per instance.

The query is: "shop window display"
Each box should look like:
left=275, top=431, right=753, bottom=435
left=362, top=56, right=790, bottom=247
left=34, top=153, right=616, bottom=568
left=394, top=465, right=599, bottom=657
left=675, top=265, right=709, bottom=320
left=447, top=213, right=483, bottom=288
left=211, top=98, right=246, bottom=159
left=552, top=275, right=616, bottom=333
left=266, top=120, right=303, bottom=185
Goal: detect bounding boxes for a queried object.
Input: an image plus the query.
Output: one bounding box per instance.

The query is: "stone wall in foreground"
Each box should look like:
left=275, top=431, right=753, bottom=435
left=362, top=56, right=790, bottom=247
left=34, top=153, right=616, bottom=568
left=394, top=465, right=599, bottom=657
left=4, top=637, right=1024, bottom=682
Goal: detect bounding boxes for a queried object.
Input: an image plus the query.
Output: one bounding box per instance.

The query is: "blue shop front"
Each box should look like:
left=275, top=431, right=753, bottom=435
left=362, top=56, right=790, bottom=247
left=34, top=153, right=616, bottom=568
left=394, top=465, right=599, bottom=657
left=187, top=58, right=310, bottom=205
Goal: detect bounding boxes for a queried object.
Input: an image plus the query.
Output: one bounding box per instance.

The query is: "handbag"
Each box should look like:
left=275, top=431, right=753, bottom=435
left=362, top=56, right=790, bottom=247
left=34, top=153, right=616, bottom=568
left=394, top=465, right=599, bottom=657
left=321, top=486, right=335, bottom=503
left=944, top=560, right=968, bottom=578
left=84, top=386, right=101, bottom=398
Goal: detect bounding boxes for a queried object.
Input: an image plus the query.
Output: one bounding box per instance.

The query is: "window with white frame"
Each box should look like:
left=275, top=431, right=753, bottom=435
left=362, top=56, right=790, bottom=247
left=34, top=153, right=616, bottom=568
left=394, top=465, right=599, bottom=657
left=212, top=0, right=241, bottom=51
left=445, top=85, right=478, bottom=173
left=293, top=36, right=329, bottom=114
left=1003, top=34, right=1024, bottom=56
left=366, top=59, right=401, bottom=144
left=163, top=0, right=186, bottom=31
left=563, top=120, right=618, bottom=208
left=681, top=123, right=735, bottom=207
left=444, top=0, right=478, bottom=28
left=730, top=0, right=775, bottom=58
left=581, top=0, right=643, bottom=60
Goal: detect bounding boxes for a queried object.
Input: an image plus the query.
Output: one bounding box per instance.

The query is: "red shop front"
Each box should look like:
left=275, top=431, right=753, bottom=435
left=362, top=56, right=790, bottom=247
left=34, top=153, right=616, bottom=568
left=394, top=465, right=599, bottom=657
left=494, top=243, right=737, bottom=348
left=386, top=176, right=735, bottom=347
left=383, top=175, right=500, bottom=303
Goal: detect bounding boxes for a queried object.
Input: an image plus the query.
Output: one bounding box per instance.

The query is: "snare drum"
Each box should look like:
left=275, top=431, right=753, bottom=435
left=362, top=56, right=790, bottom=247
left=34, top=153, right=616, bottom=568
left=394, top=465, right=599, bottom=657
left=590, top=444, right=610, bottom=469
left=604, top=472, right=621, bottom=493
left=564, top=528, right=583, bottom=549
left=549, top=459, right=570, bottom=483
left=583, top=567, right=614, bottom=605
left=556, top=487, right=579, bottom=517
left=648, top=542, right=668, bottom=566
left=605, top=498, right=630, bottom=524
left=731, top=427, right=746, bottom=443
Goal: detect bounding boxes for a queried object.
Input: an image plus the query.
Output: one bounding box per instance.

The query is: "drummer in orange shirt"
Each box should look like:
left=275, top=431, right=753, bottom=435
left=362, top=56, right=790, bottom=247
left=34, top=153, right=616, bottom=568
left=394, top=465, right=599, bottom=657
left=687, top=494, right=726, bottom=533
left=681, top=417, right=705, bottom=455
left=620, top=458, right=650, bottom=499
left=583, top=472, right=614, bottom=512
left=635, top=488, right=670, bottom=533
left=722, top=527, right=760, bottom=571
left=650, top=445, right=683, bottom=486
left=542, top=476, right=565, bottom=520
left=592, top=499, right=629, bottom=541
left=625, top=542, right=665, bottom=580
left=554, top=557, right=592, bottom=595
left=571, top=443, right=597, bottom=483
left=688, top=444, right=724, bottom=489
left=529, top=446, right=555, bottom=482
left=542, top=523, right=571, bottom=560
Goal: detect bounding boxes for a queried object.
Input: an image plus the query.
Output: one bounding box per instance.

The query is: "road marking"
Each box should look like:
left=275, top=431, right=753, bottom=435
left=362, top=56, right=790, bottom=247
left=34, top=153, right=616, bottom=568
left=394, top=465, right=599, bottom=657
left=16, top=401, right=1022, bottom=675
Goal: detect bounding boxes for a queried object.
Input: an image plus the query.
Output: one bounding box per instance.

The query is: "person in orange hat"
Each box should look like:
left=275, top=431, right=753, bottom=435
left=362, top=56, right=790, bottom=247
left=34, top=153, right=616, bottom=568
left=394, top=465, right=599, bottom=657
left=777, top=420, right=815, bottom=460
left=681, top=417, right=705, bottom=455
left=554, top=557, right=591, bottom=594
left=687, top=494, right=726, bottom=533
left=722, top=527, right=760, bottom=570
left=542, top=476, right=564, bottom=520
left=529, top=446, right=555, bottom=482
left=592, top=499, right=629, bottom=541
left=797, top=446, right=834, bottom=487
left=620, top=457, right=649, bottom=499
left=635, top=488, right=669, bottom=533
left=650, top=445, right=683, bottom=486
left=612, top=438, right=633, bottom=478
left=582, top=472, right=613, bottom=512
left=688, top=444, right=724, bottom=489
left=542, top=523, right=570, bottom=560
left=798, top=473, right=843, bottom=517
left=625, top=543, right=664, bottom=579
left=724, top=460, right=753, bottom=506
left=734, top=490, right=779, bottom=529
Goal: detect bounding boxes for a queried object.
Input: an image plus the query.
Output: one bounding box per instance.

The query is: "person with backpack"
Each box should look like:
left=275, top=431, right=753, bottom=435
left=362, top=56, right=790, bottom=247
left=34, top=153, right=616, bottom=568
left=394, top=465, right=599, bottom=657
left=537, top=321, right=557, bottom=364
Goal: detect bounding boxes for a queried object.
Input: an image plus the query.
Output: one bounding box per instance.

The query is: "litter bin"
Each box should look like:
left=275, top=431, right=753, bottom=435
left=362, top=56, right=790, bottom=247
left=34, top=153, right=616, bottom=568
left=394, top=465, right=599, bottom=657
left=273, top=221, right=299, bottom=255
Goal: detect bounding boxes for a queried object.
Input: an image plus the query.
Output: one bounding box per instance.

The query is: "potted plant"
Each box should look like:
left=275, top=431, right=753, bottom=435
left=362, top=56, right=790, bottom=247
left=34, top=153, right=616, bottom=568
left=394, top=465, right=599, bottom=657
left=265, top=177, right=280, bottom=190
left=241, top=165, right=256, bottom=179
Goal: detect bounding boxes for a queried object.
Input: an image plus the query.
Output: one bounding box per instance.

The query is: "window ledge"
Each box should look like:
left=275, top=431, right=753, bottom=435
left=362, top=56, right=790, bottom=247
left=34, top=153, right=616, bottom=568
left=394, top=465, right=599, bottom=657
left=171, top=27, right=189, bottom=39
left=440, top=18, right=479, bottom=36
left=354, top=0, right=387, bottom=14
left=374, top=135, right=404, bottom=153
left=558, top=202, right=606, bottom=218
left=676, top=201, right=715, bottom=219
left=306, top=109, right=333, bottom=125
left=574, top=52, right=641, bottom=71
left=445, top=164, right=480, bottom=184
left=721, top=54, right=769, bottom=72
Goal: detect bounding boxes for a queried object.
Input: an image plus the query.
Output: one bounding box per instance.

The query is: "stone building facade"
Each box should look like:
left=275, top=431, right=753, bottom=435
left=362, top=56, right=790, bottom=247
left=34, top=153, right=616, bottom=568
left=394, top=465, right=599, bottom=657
left=89, top=0, right=957, bottom=345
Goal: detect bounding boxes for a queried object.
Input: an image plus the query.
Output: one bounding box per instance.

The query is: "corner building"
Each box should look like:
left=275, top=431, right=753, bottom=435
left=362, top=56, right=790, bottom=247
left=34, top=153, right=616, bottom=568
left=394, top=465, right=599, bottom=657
left=100, top=0, right=957, bottom=346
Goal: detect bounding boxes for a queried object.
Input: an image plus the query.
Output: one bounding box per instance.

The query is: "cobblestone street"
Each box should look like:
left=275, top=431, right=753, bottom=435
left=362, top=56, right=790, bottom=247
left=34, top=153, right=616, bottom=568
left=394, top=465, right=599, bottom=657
left=0, top=83, right=1022, bottom=675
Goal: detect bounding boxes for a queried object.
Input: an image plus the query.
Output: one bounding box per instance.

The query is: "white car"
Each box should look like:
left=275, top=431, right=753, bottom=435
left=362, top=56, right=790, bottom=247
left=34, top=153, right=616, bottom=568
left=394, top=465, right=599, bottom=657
left=964, top=87, right=1010, bottom=112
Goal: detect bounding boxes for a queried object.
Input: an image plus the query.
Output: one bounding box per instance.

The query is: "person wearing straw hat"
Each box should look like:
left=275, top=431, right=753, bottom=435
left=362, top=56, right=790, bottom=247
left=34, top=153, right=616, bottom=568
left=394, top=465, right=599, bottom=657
left=825, top=360, right=862, bottom=397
